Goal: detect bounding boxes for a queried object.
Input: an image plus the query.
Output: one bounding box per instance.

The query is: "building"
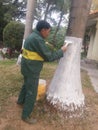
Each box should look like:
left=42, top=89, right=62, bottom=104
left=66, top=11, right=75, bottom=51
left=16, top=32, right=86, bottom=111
left=86, top=10, right=98, bottom=61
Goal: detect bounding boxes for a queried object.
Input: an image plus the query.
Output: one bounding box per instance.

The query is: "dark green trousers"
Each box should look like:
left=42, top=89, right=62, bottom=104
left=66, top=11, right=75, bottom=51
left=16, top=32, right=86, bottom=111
left=18, top=76, right=39, bottom=119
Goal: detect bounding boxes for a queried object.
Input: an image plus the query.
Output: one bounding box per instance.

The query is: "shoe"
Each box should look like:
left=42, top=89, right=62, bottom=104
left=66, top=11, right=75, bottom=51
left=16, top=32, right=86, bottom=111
left=16, top=102, right=23, bottom=108
left=22, top=117, right=37, bottom=124
left=17, top=101, right=24, bottom=105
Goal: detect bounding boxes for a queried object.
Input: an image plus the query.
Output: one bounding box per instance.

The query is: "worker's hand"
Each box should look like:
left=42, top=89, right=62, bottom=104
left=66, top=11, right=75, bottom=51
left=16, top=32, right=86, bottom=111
left=61, top=44, right=67, bottom=52
left=61, top=40, right=73, bottom=52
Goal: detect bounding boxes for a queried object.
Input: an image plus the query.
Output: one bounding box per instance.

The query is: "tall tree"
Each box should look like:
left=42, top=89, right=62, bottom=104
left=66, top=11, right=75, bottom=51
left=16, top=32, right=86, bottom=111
left=52, top=0, right=69, bottom=46
left=17, top=0, right=35, bottom=64
left=43, top=0, right=53, bottom=20
left=22, top=0, right=35, bottom=47
left=47, top=0, right=92, bottom=113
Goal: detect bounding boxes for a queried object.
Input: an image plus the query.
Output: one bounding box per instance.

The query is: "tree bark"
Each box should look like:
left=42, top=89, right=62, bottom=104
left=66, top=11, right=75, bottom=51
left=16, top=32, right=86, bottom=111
left=67, top=0, right=92, bottom=38
left=17, top=0, right=35, bottom=65
left=47, top=0, right=92, bottom=114
left=23, top=0, right=35, bottom=40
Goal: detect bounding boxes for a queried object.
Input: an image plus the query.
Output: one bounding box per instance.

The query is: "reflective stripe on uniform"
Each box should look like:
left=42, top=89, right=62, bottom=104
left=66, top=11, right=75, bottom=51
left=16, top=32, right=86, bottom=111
left=22, top=48, right=44, bottom=61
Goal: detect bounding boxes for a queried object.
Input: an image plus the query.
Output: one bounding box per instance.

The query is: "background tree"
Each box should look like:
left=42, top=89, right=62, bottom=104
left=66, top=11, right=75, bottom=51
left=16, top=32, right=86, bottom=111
left=0, top=0, right=9, bottom=41
left=0, top=0, right=26, bottom=41
left=3, top=0, right=26, bottom=21
left=43, top=0, right=53, bottom=21
left=22, top=0, right=35, bottom=48
left=47, top=0, right=92, bottom=114
left=3, top=21, right=24, bottom=51
left=47, top=26, right=66, bottom=49
left=92, top=0, right=98, bottom=10
left=0, top=0, right=69, bottom=46
left=51, top=0, right=70, bottom=46
left=36, top=0, right=70, bottom=47
left=17, top=0, right=36, bottom=64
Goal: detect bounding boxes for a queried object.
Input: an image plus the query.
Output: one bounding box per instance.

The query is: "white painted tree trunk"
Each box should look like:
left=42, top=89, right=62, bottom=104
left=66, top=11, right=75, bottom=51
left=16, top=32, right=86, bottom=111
left=24, top=0, right=35, bottom=38
left=17, top=0, right=35, bottom=65
left=47, top=36, right=84, bottom=111
left=47, top=0, right=92, bottom=113
left=22, top=0, right=35, bottom=48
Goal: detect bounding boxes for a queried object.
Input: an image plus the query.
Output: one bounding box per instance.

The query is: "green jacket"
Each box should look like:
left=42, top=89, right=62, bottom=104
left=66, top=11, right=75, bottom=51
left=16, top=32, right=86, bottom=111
left=21, top=30, right=63, bottom=77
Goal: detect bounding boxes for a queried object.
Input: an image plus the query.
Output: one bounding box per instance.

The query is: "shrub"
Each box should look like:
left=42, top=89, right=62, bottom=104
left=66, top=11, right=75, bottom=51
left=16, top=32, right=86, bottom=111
left=3, top=21, right=25, bottom=51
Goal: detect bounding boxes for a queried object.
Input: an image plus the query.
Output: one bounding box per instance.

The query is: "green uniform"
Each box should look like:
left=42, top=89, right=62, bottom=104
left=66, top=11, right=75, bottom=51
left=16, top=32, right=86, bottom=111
left=17, top=30, right=63, bottom=119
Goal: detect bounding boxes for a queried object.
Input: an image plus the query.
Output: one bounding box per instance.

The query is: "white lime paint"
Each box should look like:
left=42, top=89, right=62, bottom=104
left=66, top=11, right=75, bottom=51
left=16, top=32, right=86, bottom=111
left=47, top=36, right=85, bottom=112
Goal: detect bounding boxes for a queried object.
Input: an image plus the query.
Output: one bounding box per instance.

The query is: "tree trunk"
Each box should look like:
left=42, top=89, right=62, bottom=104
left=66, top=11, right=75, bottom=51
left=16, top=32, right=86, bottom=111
left=17, top=0, right=35, bottom=65
left=24, top=0, right=35, bottom=39
left=44, top=2, right=50, bottom=21
left=22, top=0, right=35, bottom=48
left=47, top=0, right=92, bottom=113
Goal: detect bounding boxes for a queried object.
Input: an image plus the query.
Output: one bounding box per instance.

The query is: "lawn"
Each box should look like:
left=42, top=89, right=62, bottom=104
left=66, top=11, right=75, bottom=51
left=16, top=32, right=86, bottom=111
left=0, top=60, right=57, bottom=108
left=0, top=59, right=98, bottom=130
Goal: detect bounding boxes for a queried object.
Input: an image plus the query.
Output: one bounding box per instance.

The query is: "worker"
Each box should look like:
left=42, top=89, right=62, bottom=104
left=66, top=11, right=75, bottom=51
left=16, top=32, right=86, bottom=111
left=17, top=20, right=67, bottom=124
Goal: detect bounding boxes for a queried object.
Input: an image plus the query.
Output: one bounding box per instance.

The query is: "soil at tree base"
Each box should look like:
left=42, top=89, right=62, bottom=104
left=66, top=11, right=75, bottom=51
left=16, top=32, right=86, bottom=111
left=0, top=83, right=98, bottom=130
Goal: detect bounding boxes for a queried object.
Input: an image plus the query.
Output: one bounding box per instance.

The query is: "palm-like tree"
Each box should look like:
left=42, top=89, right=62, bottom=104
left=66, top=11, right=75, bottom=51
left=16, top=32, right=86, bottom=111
left=47, top=0, right=92, bottom=114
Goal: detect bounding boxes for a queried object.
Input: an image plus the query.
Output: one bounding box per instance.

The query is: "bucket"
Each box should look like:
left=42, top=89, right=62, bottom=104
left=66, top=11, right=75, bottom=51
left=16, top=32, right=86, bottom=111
left=36, top=79, right=46, bottom=101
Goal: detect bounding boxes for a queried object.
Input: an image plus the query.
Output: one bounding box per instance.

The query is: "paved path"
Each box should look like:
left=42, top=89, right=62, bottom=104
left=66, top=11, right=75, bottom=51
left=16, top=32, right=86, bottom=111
left=81, top=59, right=98, bottom=93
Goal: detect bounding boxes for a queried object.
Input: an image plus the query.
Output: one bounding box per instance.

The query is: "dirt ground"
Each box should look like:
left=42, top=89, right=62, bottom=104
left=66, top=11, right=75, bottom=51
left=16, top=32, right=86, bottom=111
left=0, top=59, right=98, bottom=130
left=0, top=88, right=98, bottom=130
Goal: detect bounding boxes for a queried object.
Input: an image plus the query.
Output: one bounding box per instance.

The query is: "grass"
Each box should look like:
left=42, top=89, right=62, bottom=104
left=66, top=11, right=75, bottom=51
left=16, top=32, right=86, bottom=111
left=0, top=60, right=21, bottom=106
left=40, top=61, right=58, bottom=80
left=0, top=59, right=98, bottom=130
left=0, top=60, right=57, bottom=107
left=81, top=69, right=93, bottom=89
left=0, top=60, right=92, bottom=108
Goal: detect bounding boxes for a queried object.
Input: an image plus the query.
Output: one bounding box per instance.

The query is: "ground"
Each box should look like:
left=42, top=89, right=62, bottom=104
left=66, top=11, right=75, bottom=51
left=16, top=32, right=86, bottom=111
left=0, top=59, right=98, bottom=130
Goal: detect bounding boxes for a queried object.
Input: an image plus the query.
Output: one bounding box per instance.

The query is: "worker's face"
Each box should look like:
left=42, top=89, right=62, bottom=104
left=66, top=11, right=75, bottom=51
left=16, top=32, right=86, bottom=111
left=40, top=28, right=50, bottom=38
